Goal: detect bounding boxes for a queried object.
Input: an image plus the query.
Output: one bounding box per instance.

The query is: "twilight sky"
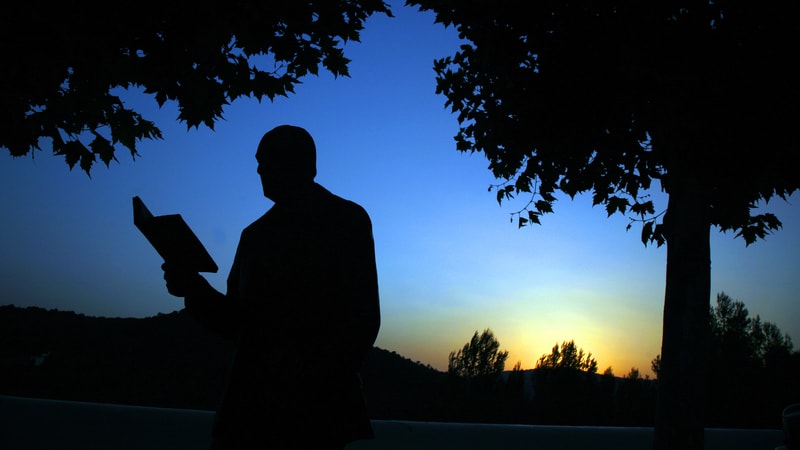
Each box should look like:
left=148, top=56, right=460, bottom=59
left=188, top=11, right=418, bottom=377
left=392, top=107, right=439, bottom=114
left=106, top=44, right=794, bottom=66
left=2, top=2, right=798, bottom=376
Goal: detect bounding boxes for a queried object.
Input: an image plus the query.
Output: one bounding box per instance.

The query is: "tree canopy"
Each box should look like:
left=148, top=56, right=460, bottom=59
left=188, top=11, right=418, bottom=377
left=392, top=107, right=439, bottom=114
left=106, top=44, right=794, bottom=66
left=1, top=1, right=392, bottom=175
left=535, top=340, right=598, bottom=375
left=407, top=0, right=797, bottom=244
left=706, top=292, right=797, bottom=427
left=448, top=328, right=509, bottom=379
left=652, top=292, right=799, bottom=427
left=709, top=291, right=793, bottom=371
left=406, top=1, right=799, bottom=448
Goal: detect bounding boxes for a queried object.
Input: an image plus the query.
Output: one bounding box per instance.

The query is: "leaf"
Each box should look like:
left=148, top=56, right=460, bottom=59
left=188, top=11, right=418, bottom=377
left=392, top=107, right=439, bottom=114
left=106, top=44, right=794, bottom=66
left=55, top=141, right=86, bottom=171
left=79, top=151, right=95, bottom=176
left=605, top=196, right=629, bottom=217
left=651, top=223, right=666, bottom=247
left=641, top=221, right=654, bottom=246
left=497, top=189, right=506, bottom=205
left=630, top=200, right=655, bottom=217
left=534, top=200, right=553, bottom=214
left=90, top=132, right=116, bottom=167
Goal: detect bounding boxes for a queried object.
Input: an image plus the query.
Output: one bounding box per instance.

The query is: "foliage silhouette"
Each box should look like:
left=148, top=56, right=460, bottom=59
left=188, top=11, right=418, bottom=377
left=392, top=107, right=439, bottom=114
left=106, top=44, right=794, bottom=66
left=3, top=304, right=795, bottom=429
left=448, top=328, right=509, bottom=380
left=535, top=340, right=598, bottom=374
left=651, top=292, right=800, bottom=428
left=405, top=1, right=799, bottom=448
left=615, top=368, right=658, bottom=427
left=651, top=354, right=661, bottom=379
left=1, top=1, right=392, bottom=175
left=446, top=329, right=510, bottom=422
left=531, top=340, right=604, bottom=425
left=705, top=292, right=798, bottom=428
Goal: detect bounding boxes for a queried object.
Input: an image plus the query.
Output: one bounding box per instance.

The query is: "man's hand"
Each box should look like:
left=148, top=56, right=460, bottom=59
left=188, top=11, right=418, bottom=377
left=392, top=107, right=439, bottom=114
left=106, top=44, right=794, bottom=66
left=162, top=263, right=211, bottom=298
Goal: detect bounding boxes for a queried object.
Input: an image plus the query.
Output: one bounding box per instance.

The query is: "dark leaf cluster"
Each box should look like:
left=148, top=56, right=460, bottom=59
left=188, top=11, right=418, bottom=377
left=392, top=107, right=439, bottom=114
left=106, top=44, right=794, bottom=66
left=652, top=292, right=800, bottom=428
left=535, top=339, right=598, bottom=374
left=448, top=328, right=509, bottom=380
left=1, top=1, right=392, bottom=175
left=407, top=0, right=799, bottom=246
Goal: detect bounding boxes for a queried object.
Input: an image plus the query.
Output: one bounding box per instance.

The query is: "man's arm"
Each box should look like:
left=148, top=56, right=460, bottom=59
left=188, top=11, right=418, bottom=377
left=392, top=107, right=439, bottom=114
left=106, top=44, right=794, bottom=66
left=343, top=206, right=381, bottom=364
left=162, top=263, right=240, bottom=337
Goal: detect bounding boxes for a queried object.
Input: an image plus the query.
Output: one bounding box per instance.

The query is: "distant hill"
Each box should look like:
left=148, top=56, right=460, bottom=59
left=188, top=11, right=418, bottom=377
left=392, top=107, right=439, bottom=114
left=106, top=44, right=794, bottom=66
left=0, top=304, right=448, bottom=420
left=4, top=304, right=791, bottom=428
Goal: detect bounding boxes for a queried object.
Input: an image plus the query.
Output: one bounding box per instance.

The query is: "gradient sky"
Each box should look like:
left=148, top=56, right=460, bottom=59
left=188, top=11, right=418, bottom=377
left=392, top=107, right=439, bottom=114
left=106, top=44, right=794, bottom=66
left=2, top=2, right=798, bottom=377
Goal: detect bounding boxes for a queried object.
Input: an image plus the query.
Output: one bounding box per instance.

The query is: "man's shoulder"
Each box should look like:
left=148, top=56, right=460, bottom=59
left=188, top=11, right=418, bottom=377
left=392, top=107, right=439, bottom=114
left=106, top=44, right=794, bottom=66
left=316, top=185, right=370, bottom=218
left=238, top=184, right=371, bottom=236
left=240, top=208, right=277, bottom=235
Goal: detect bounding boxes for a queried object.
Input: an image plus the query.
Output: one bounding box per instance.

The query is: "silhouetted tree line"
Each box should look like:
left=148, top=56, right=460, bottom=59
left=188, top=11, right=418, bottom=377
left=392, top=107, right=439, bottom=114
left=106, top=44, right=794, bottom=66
left=705, top=292, right=798, bottom=428
left=441, top=295, right=800, bottom=429
left=644, top=293, right=800, bottom=429
left=1, top=298, right=797, bottom=428
left=444, top=332, right=659, bottom=426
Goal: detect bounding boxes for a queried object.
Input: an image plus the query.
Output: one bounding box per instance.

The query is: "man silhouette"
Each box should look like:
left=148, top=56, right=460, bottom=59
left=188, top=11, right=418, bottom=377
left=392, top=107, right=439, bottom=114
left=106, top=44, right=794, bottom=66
left=162, top=125, right=381, bottom=450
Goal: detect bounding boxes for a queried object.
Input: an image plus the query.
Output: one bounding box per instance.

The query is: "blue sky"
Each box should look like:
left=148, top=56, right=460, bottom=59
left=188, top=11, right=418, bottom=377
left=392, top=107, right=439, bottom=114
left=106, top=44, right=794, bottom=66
left=2, top=3, right=798, bottom=376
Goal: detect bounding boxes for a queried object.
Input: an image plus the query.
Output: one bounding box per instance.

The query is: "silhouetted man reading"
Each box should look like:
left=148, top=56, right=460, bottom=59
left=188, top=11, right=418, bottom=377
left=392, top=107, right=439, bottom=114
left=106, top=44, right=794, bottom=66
left=162, top=125, right=381, bottom=450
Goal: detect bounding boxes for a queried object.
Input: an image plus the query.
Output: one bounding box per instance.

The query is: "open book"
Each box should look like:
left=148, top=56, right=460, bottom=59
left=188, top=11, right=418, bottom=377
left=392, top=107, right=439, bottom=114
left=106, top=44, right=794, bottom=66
left=133, top=196, right=218, bottom=273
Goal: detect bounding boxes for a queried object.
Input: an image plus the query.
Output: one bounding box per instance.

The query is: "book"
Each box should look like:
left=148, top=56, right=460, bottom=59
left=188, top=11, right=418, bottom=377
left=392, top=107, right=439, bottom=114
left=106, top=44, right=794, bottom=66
left=132, top=196, right=218, bottom=273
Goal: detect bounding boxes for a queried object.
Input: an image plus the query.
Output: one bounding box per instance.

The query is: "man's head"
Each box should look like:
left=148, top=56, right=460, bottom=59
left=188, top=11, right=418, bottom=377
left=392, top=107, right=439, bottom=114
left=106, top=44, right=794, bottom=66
left=256, top=125, right=317, bottom=202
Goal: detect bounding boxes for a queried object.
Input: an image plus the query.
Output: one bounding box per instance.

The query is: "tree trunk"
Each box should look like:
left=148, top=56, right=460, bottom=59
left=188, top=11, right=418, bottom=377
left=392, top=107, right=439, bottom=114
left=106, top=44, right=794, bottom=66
left=654, top=178, right=711, bottom=450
